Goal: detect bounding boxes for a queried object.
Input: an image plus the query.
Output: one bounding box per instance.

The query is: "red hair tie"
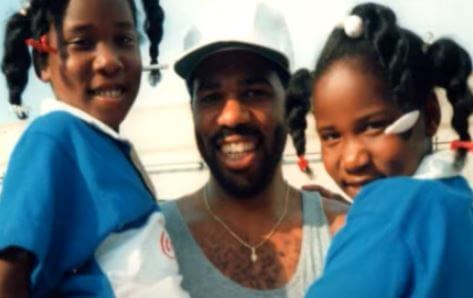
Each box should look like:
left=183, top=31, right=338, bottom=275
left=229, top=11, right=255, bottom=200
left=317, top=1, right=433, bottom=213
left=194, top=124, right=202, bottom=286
left=297, top=155, right=309, bottom=172
left=25, top=35, right=57, bottom=54
left=451, top=140, right=473, bottom=152
left=298, top=155, right=314, bottom=179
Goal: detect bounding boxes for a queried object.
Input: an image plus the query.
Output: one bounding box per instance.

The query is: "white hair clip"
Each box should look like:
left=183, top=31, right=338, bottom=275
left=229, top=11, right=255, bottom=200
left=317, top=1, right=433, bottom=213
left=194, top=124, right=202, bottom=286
left=384, top=110, right=420, bottom=134
left=10, top=104, right=30, bottom=119
left=422, top=31, right=434, bottom=53
left=142, top=64, right=169, bottom=71
left=19, top=2, right=31, bottom=16
left=343, top=15, right=364, bottom=39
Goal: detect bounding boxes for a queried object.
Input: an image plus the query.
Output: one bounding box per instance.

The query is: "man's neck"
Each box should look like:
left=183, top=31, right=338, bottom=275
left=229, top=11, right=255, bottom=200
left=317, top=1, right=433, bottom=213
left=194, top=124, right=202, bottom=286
left=206, top=169, right=288, bottom=223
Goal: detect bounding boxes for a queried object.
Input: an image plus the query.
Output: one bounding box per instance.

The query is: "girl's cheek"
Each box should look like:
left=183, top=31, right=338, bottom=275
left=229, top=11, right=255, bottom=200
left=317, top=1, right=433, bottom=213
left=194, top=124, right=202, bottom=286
left=369, top=138, right=408, bottom=175
left=321, top=147, right=339, bottom=176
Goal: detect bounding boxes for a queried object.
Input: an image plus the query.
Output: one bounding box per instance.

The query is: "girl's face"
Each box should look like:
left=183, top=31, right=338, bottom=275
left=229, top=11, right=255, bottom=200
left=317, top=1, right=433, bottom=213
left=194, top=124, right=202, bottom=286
left=41, top=0, right=141, bottom=130
left=312, top=60, right=434, bottom=198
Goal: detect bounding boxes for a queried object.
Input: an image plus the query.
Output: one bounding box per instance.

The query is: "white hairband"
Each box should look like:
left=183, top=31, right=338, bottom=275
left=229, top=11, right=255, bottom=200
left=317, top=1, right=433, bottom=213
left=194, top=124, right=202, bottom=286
left=142, top=64, right=169, bottom=71
left=10, top=104, right=30, bottom=119
left=339, top=15, right=364, bottom=39
left=19, top=2, right=31, bottom=16
left=384, top=110, right=420, bottom=134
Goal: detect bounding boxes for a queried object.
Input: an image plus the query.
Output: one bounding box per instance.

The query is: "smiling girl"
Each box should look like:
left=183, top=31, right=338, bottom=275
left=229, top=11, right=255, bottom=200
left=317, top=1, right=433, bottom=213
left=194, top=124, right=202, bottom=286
left=0, top=0, right=188, bottom=297
left=286, top=2, right=473, bottom=297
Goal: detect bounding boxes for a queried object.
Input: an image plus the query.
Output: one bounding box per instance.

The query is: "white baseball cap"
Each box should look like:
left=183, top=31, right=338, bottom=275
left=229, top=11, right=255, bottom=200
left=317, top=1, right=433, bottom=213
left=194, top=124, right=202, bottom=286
left=174, top=1, right=294, bottom=81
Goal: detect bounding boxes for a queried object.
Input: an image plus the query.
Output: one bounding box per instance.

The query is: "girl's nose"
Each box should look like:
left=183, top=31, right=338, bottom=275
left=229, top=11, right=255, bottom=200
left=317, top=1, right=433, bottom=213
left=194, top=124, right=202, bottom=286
left=93, top=44, right=124, bottom=76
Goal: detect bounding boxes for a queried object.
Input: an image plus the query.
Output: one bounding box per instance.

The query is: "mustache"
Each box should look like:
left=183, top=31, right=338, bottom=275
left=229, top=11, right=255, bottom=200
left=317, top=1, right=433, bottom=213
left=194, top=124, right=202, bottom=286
left=210, top=124, right=264, bottom=145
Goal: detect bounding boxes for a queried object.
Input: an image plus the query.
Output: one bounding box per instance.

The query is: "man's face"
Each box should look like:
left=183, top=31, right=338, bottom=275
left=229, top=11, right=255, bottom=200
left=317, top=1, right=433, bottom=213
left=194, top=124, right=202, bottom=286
left=191, top=51, right=287, bottom=198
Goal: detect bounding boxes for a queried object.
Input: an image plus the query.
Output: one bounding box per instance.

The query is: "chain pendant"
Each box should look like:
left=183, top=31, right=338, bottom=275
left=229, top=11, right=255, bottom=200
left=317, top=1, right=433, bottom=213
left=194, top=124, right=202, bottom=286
left=250, top=247, right=258, bottom=262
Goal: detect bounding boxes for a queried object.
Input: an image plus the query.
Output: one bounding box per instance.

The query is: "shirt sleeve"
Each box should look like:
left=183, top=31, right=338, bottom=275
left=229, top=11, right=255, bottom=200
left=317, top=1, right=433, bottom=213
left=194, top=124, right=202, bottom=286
left=306, top=182, right=413, bottom=298
left=0, top=130, right=74, bottom=271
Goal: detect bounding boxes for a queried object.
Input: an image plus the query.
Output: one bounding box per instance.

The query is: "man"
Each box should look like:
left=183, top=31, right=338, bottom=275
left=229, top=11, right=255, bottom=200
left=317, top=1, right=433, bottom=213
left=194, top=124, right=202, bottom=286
left=161, top=2, right=343, bottom=297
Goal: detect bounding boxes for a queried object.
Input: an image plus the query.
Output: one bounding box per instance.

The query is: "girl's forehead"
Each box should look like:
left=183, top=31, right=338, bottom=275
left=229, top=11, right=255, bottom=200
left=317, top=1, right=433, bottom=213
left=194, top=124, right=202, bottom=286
left=315, top=60, right=387, bottom=102
left=313, top=60, right=400, bottom=119
left=62, top=0, right=134, bottom=26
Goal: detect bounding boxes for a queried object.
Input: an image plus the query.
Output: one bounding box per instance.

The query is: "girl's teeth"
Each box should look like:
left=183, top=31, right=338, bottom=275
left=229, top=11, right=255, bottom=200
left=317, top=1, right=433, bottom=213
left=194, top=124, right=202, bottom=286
left=96, top=89, right=123, bottom=98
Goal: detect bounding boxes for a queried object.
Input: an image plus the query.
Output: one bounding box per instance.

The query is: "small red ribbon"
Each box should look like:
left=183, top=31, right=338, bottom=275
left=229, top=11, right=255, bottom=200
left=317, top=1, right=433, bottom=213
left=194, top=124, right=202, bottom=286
left=25, top=35, right=57, bottom=54
left=298, top=155, right=314, bottom=179
left=297, top=155, right=309, bottom=172
left=451, top=140, right=473, bottom=152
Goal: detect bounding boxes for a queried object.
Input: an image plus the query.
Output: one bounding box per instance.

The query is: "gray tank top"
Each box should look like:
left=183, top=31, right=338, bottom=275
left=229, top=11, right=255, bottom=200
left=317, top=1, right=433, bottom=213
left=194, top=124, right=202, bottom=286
left=161, top=191, right=331, bottom=298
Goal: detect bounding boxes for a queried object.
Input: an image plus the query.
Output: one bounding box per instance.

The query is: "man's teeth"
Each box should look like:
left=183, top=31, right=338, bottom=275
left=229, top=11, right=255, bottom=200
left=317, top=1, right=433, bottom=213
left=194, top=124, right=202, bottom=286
left=95, top=89, right=123, bottom=98
left=221, top=142, right=255, bottom=154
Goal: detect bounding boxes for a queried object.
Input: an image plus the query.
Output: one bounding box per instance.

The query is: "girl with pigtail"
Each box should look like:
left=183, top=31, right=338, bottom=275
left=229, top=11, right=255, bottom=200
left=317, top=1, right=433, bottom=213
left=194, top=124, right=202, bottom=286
left=288, top=2, right=473, bottom=297
left=0, top=0, right=189, bottom=297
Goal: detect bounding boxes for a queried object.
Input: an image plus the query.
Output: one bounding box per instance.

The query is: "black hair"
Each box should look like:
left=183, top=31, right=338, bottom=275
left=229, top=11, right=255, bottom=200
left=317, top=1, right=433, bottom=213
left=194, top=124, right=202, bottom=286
left=286, top=2, right=473, bottom=169
left=285, top=68, right=312, bottom=159
left=1, top=0, right=165, bottom=119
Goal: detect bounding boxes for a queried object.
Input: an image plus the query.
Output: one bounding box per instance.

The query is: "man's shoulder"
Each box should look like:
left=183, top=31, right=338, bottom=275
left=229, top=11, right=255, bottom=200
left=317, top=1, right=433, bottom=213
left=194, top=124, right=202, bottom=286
left=160, top=200, right=179, bottom=220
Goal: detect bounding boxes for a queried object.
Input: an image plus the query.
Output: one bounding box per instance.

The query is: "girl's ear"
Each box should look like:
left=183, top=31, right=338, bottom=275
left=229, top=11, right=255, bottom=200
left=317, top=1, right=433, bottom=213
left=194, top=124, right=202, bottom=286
left=40, top=63, right=51, bottom=82
left=423, top=92, right=441, bottom=137
left=39, top=34, right=55, bottom=82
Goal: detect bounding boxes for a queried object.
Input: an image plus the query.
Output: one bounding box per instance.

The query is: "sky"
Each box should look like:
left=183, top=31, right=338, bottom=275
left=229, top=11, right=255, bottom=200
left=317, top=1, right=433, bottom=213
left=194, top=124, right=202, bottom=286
left=1, top=0, right=472, bottom=125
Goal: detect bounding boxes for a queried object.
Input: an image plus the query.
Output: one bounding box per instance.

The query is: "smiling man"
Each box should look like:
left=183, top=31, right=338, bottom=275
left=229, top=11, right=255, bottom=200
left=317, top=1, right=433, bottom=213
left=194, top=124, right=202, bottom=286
left=160, top=2, right=336, bottom=298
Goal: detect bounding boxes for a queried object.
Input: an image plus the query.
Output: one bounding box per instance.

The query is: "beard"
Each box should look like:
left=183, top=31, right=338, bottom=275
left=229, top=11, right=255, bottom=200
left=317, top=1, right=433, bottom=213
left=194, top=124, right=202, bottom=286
left=196, top=123, right=287, bottom=199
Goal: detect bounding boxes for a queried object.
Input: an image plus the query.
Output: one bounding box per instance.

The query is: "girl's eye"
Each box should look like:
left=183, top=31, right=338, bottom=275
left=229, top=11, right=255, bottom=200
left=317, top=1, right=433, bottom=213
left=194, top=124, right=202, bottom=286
left=68, top=38, right=94, bottom=50
left=364, top=120, right=389, bottom=133
left=116, top=35, right=136, bottom=47
left=320, top=131, right=341, bottom=143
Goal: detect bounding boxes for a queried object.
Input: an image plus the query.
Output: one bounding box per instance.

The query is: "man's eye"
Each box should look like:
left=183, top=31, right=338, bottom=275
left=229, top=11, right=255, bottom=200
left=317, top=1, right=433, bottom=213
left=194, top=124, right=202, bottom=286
left=242, top=89, right=270, bottom=100
left=198, top=93, right=221, bottom=105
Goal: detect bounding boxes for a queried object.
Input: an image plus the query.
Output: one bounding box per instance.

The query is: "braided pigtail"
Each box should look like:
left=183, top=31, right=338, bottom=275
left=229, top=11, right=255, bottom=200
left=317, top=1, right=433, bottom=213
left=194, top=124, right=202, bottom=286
left=285, top=68, right=314, bottom=178
left=1, top=0, right=68, bottom=119
left=140, top=0, right=165, bottom=86
left=350, top=3, right=431, bottom=112
left=1, top=10, right=34, bottom=119
left=312, top=2, right=472, bottom=174
left=427, top=39, right=473, bottom=168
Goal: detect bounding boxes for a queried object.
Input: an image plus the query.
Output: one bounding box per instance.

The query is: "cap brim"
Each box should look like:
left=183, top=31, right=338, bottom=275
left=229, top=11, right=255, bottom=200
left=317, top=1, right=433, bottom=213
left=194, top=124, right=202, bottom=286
left=174, top=41, right=290, bottom=80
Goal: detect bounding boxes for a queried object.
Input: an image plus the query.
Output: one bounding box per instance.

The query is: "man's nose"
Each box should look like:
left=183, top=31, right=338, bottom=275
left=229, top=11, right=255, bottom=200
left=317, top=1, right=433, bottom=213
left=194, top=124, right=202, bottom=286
left=217, top=98, right=250, bottom=128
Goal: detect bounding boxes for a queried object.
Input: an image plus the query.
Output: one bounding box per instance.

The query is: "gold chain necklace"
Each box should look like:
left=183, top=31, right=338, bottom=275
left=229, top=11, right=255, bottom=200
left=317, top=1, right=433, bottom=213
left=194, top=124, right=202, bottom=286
left=203, top=183, right=289, bottom=263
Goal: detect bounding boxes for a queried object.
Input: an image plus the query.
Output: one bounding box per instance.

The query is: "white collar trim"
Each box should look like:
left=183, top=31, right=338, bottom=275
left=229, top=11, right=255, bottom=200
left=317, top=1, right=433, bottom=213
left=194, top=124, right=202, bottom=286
left=40, top=99, right=129, bottom=142
left=413, top=151, right=460, bottom=180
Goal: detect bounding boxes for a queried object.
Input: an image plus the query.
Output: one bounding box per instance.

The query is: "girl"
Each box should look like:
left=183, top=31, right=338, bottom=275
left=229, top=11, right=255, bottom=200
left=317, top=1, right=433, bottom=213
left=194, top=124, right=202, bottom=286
left=0, top=0, right=188, bottom=297
left=287, top=3, right=473, bottom=297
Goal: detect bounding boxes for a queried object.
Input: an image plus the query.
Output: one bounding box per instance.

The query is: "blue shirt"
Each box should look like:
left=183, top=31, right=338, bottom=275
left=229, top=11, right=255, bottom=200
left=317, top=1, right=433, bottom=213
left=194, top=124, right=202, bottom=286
left=0, top=111, right=160, bottom=297
left=306, top=176, right=473, bottom=298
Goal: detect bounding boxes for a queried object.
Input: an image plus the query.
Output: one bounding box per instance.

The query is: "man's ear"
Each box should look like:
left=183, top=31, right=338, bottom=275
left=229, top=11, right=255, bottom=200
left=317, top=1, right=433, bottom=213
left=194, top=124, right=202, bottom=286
left=423, top=92, right=441, bottom=137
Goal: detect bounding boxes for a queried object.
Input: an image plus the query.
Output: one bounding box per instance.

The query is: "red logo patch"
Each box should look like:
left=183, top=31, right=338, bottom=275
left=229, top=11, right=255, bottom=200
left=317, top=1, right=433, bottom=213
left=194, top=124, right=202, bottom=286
left=160, top=231, right=176, bottom=259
